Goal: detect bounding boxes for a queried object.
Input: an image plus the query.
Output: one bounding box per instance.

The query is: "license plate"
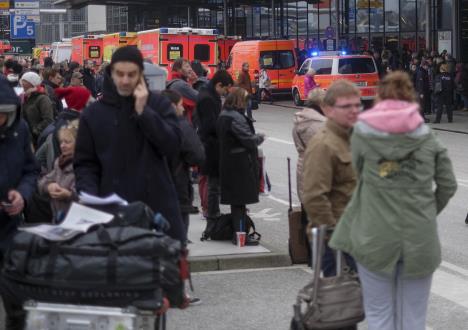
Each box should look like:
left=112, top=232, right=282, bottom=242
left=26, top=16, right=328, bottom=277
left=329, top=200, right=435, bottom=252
left=355, top=81, right=367, bottom=87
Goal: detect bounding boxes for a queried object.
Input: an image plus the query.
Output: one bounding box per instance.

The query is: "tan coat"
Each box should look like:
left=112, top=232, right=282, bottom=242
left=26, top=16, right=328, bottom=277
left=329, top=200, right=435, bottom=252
left=292, top=108, right=326, bottom=202
left=302, top=119, right=356, bottom=227
left=237, top=71, right=253, bottom=94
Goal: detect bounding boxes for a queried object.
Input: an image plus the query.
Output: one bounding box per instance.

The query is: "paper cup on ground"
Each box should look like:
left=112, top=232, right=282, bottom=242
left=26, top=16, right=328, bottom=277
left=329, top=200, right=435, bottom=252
left=236, top=232, right=246, bottom=247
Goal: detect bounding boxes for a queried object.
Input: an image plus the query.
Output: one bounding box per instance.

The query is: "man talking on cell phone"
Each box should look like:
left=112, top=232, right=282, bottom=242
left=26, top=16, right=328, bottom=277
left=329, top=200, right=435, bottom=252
left=74, top=46, right=186, bottom=242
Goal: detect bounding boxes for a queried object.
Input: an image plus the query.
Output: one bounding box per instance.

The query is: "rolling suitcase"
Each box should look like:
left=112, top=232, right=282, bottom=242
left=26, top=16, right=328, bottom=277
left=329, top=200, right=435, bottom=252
left=287, top=157, right=309, bottom=264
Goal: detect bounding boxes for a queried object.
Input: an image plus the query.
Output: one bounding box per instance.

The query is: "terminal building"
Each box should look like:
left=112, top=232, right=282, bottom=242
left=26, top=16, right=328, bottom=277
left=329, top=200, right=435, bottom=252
left=54, top=0, right=465, bottom=61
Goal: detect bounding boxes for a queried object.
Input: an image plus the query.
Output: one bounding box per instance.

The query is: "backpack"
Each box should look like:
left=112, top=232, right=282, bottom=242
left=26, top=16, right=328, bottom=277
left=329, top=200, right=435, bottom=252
left=201, top=213, right=261, bottom=241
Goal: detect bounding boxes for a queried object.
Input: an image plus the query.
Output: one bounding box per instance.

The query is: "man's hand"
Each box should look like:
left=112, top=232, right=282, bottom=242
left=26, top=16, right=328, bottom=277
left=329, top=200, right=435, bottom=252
left=134, top=76, right=149, bottom=115
left=4, top=190, right=25, bottom=216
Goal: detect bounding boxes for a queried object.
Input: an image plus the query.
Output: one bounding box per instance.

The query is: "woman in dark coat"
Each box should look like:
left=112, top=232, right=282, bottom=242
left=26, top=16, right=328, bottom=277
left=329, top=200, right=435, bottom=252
left=216, top=87, right=265, bottom=244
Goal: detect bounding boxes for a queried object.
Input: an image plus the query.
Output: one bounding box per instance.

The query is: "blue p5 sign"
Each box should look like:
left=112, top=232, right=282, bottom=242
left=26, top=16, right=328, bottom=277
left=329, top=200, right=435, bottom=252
left=10, top=15, right=36, bottom=39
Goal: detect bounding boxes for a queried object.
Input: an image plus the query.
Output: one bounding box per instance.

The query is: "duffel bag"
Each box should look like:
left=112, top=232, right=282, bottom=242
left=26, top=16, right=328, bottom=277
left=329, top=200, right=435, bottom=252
left=201, top=213, right=261, bottom=241
left=1, top=226, right=188, bottom=310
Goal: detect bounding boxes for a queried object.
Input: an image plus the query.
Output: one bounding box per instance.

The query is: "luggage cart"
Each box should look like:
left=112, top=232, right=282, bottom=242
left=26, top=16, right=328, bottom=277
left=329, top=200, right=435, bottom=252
left=24, top=301, right=168, bottom=330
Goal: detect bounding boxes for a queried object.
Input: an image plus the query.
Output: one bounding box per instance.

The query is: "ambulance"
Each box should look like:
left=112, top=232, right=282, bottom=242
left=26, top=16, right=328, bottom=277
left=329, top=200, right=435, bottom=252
left=226, top=40, right=297, bottom=94
left=71, top=35, right=103, bottom=65
left=217, top=35, right=241, bottom=65
left=137, top=27, right=218, bottom=76
left=103, top=32, right=137, bottom=62
left=291, top=51, right=379, bottom=106
left=50, top=40, right=72, bottom=63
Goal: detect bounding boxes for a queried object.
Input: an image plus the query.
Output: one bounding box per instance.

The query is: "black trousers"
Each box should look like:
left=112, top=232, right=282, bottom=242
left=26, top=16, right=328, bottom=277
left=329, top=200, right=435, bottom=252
left=0, top=253, right=26, bottom=330
left=230, top=205, right=247, bottom=233
left=435, top=103, right=453, bottom=122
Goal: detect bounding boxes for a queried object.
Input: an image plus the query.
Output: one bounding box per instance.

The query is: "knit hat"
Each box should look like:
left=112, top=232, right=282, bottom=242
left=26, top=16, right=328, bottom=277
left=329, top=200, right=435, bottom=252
left=20, top=71, right=42, bottom=87
left=55, top=87, right=91, bottom=112
left=110, top=46, right=144, bottom=70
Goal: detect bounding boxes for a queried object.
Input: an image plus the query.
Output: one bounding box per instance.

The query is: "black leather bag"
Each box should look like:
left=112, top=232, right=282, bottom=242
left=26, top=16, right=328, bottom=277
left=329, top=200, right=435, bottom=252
left=201, top=213, right=261, bottom=241
left=1, top=225, right=186, bottom=310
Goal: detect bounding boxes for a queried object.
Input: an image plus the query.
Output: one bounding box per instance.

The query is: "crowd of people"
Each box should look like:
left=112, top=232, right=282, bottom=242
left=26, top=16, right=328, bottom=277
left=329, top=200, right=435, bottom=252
left=0, top=46, right=268, bottom=327
left=0, top=44, right=462, bottom=328
left=371, top=48, right=468, bottom=123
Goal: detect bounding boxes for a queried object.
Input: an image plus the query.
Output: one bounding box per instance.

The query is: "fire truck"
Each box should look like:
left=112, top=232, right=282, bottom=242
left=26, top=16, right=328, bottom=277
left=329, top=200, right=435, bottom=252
left=137, top=27, right=218, bottom=76
left=103, top=32, right=137, bottom=62
left=71, top=35, right=103, bottom=65
left=217, top=35, right=241, bottom=66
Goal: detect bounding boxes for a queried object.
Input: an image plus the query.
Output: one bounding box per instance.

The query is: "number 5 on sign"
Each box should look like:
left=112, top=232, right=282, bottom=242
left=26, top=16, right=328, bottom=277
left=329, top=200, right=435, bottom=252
left=10, top=14, right=36, bottom=39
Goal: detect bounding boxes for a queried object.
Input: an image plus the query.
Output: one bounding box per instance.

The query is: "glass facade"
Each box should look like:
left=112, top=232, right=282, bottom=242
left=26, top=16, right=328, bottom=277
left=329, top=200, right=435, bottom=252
left=191, top=0, right=453, bottom=54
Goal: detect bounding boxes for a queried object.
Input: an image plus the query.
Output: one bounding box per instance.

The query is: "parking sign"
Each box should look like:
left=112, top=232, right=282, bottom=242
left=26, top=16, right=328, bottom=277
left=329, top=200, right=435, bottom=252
left=10, top=14, right=35, bottom=39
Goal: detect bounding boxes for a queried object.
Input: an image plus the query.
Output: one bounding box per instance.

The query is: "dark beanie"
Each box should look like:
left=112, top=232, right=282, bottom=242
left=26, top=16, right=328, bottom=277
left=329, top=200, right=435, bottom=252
left=110, top=46, right=144, bottom=70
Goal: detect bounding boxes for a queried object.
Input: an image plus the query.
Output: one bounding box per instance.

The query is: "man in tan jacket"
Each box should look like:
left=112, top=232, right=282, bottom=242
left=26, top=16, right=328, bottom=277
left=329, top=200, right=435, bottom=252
left=302, top=80, right=361, bottom=281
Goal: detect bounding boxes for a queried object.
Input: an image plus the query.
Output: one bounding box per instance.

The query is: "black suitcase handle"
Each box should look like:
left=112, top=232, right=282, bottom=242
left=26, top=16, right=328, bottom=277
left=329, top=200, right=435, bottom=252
left=287, top=157, right=292, bottom=212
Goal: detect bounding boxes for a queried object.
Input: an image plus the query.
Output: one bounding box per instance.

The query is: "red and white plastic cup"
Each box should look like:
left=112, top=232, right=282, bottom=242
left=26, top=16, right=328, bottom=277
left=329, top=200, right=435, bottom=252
left=236, top=232, right=246, bottom=247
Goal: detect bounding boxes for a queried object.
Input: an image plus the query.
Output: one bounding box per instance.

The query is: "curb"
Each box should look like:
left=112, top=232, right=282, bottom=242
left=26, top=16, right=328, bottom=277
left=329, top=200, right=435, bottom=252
left=188, top=242, right=293, bottom=272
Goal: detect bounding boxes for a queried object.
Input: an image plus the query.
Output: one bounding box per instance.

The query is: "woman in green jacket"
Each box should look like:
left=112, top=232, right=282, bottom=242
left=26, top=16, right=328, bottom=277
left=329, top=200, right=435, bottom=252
left=330, top=71, right=457, bottom=330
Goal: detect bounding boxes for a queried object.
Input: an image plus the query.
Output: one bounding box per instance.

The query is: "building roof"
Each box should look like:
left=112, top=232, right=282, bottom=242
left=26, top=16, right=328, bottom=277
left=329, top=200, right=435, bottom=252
left=54, top=0, right=298, bottom=8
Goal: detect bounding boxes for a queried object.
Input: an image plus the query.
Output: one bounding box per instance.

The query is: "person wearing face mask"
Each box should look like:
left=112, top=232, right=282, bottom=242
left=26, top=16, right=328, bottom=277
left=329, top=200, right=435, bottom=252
left=73, top=46, right=186, bottom=243
left=38, top=120, right=79, bottom=220
left=0, top=76, right=40, bottom=330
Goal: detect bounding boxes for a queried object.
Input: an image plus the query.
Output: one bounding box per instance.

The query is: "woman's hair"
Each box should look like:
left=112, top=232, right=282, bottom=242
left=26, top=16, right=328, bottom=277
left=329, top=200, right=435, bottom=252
left=223, top=87, right=248, bottom=110
left=161, top=89, right=182, bottom=106
left=305, top=88, right=325, bottom=111
left=306, top=68, right=316, bottom=76
left=376, top=71, right=418, bottom=103
left=58, top=119, right=79, bottom=141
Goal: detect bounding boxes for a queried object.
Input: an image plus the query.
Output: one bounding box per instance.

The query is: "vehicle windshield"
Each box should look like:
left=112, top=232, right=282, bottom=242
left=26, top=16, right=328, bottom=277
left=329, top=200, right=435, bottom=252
left=338, top=58, right=376, bottom=74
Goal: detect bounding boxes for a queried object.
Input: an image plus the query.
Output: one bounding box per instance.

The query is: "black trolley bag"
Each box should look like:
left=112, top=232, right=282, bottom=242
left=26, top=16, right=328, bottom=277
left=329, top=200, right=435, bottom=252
left=0, top=202, right=189, bottom=313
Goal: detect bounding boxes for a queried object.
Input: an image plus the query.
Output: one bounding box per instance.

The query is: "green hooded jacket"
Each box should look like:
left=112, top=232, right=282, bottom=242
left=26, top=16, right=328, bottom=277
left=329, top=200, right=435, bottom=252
left=329, top=121, right=457, bottom=279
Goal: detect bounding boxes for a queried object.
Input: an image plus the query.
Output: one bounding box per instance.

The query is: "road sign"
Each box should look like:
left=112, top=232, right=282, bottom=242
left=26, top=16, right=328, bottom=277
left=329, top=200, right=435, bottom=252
left=11, top=8, right=40, bottom=22
left=14, top=0, right=39, bottom=9
left=325, top=26, right=335, bottom=39
left=10, top=15, right=36, bottom=39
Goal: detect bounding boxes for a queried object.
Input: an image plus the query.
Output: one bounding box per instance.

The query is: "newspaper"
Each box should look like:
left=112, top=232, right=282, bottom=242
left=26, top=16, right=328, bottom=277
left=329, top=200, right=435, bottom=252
left=20, top=203, right=114, bottom=241
left=79, top=192, right=128, bottom=206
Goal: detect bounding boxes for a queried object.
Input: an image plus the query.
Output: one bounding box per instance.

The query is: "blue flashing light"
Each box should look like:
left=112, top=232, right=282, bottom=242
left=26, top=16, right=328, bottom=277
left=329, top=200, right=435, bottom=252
left=160, top=28, right=169, bottom=33
left=311, top=51, right=319, bottom=57
left=341, top=50, right=347, bottom=55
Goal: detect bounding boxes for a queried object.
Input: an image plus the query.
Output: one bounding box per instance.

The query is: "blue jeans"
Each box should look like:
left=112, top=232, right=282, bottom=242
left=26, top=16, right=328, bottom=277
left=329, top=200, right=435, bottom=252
left=322, top=241, right=357, bottom=277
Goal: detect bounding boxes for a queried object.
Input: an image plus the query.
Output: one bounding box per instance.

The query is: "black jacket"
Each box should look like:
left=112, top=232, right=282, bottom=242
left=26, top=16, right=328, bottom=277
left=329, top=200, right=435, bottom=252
left=434, top=72, right=454, bottom=105
left=82, top=68, right=97, bottom=97
left=196, top=82, right=222, bottom=177
left=74, top=69, right=185, bottom=241
left=171, top=117, right=205, bottom=213
left=216, top=108, right=263, bottom=206
left=43, top=79, right=63, bottom=116
left=0, top=77, right=39, bottom=252
left=415, top=67, right=430, bottom=95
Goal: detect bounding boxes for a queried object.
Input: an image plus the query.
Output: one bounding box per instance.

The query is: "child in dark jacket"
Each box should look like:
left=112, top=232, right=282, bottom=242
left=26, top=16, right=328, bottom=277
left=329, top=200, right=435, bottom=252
left=161, top=90, right=205, bottom=239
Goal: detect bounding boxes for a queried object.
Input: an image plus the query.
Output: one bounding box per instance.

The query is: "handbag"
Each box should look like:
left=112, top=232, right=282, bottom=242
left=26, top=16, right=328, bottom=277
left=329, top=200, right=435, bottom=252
left=291, top=225, right=365, bottom=329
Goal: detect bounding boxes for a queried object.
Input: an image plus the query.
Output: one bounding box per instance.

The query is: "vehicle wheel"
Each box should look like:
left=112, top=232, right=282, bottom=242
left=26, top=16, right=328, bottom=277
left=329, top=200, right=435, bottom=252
left=293, top=89, right=304, bottom=106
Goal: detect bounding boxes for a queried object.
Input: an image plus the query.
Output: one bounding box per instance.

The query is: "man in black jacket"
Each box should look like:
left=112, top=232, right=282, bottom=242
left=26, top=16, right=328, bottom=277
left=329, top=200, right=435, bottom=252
left=0, top=76, right=39, bottom=329
left=415, top=61, right=431, bottom=121
left=74, top=46, right=186, bottom=242
left=82, top=60, right=97, bottom=97
left=196, top=70, right=233, bottom=232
